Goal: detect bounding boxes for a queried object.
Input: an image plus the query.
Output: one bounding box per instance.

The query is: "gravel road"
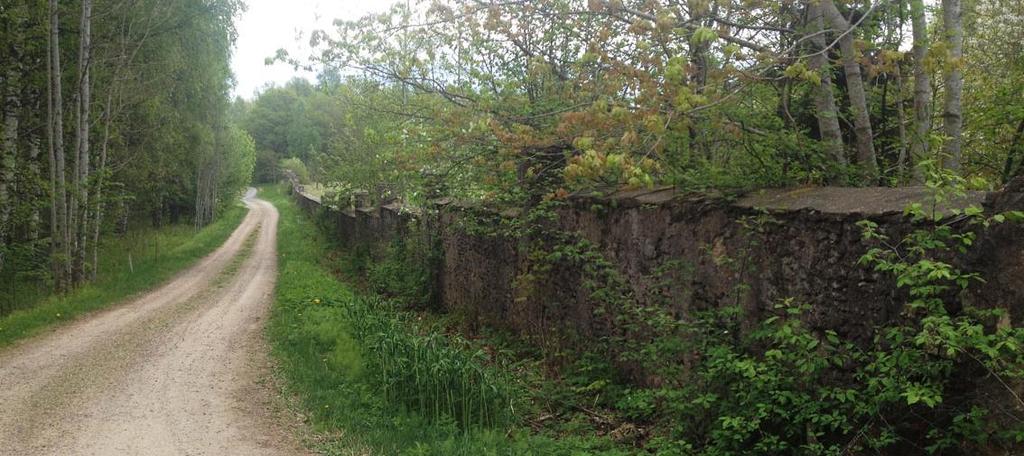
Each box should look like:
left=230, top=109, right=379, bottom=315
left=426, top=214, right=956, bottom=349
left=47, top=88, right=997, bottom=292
left=0, top=189, right=309, bottom=455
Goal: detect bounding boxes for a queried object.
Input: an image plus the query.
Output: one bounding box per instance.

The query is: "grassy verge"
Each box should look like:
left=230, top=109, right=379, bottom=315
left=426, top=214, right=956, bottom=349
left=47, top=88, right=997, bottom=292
left=0, top=204, right=248, bottom=348
left=264, top=183, right=634, bottom=455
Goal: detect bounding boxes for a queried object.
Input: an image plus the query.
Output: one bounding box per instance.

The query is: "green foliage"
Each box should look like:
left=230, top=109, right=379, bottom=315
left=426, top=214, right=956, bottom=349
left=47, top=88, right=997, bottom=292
left=271, top=157, right=1024, bottom=454
left=855, top=169, right=1024, bottom=452
left=962, top=0, right=1024, bottom=182
left=221, top=125, right=257, bottom=200
left=279, top=157, right=311, bottom=184
left=0, top=204, right=246, bottom=346
left=367, top=232, right=438, bottom=309
left=267, top=183, right=648, bottom=454
left=332, top=294, right=516, bottom=429
left=1, top=0, right=251, bottom=297
left=620, top=173, right=1024, bottom=454
left=242, top=79, right=324, bottom=166
left=242, top=0, right=1018, bottom=204
left=106, top=0, right=247, bottom=221
left=240, top=0, right=1024, bottom=452
left=463, top=165, right=1024, bottom=454
left=564, top=150, right=659, bottom=190
left=265, top=185, right=525, bottom=453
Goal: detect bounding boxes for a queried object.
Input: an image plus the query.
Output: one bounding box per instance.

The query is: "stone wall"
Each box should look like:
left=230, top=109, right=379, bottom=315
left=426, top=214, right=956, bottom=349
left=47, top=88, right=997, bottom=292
left=285, top=178, right=1024, bottom=345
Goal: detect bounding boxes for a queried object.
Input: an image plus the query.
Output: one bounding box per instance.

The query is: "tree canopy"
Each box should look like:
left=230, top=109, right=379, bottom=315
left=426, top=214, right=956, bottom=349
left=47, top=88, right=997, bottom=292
left=244, top=0, right=1023, bottom=206
left=0, top=0, right=253, bottom=295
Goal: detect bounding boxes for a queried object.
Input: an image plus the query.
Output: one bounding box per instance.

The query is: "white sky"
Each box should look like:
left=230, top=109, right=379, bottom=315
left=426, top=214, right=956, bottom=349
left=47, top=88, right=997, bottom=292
left=231, top=0, right=395, bottom=99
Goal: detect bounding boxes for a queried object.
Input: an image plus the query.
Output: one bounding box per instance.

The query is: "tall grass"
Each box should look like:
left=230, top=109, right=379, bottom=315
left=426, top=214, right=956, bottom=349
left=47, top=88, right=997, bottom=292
left=335, top=295, right=514, bottom=429
left=264, top=184, right=522, bottom=454
left=264, top=184, right=636, bottom=455
left=0, top=204, right=247, bottom=347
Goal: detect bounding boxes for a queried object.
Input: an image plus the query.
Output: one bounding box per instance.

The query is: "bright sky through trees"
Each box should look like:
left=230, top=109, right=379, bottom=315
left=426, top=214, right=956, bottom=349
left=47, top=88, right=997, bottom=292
left=231, top=0, right=390, bottom=98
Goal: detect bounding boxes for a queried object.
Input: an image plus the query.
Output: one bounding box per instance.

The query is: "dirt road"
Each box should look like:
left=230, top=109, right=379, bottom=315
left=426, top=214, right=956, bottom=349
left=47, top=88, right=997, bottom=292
left=0, top=189, right=309, bottom=455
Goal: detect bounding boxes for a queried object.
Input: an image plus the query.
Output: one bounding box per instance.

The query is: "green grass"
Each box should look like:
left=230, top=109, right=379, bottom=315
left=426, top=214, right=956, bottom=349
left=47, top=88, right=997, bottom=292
left=0, top=204, right=248, bottom=348
left=265, top=183, right=519, bottom=454
left=263, top=183, right=634, bottom=455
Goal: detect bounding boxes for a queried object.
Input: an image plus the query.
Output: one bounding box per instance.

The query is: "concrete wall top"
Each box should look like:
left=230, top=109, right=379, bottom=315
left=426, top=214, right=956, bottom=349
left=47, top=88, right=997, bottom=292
left=736, top=186, right=989, bottom=216
left=299, top=177, right=1010, bottom=223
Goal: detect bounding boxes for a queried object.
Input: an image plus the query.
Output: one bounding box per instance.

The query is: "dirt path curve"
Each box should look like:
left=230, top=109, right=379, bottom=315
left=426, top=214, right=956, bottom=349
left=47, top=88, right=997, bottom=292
left=0, top=189, right=309, bottom=456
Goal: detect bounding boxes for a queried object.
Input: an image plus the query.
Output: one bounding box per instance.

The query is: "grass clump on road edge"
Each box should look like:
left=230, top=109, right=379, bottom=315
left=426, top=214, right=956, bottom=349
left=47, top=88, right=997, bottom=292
left=0, top=204, right=248, bottom=348
left=264, top=183, right=612, bottom=455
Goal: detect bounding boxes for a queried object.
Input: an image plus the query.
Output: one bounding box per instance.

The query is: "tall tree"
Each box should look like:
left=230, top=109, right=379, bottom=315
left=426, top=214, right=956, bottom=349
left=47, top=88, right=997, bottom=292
left=806, top=0, right=847, bottom=177
left=73, top=0, right=93, bottom=283
left=824, top=0, right=878, bottom=181
left=0, top=11, right=21, bottom=245
left=1, top=0, right=252, bottom=306
left=942, top=0, right=964, bottom=170
left=49, top=0, right=70, bottom=289
left=910, top=0, right=932, bottom=180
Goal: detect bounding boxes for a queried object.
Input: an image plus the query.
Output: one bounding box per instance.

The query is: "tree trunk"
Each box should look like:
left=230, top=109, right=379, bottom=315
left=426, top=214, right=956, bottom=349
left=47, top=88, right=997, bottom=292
left=49, top=0, right=70, bottom=291
left=941, top=0, right=964, bottom=171
left=47, top=5, right=59, bottom=286
left=806, top=1, right=847, bottom=177
left=910, top=0, right=932, bottom=181
left=1, top=60, right=20, bottom=245
left=73, top=0, right=93, bottom=283
left=28, top=135, right=41, bottom=241
left=91, top=87, right=114, bottom=280
left=825, top=0, right=878, bottom=181
left=895, top=65, right=909, bottom=177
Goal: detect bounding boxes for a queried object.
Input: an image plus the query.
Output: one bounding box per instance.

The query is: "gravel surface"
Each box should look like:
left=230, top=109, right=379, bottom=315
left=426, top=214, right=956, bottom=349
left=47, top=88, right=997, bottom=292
left=0, top=189, right=310, bottom=456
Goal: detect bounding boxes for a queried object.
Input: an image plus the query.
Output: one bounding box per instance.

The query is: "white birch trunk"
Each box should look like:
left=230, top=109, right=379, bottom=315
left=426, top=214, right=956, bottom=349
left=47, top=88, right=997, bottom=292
left=50, top=0, right=71, bottom=290
left=941, top=0, right=964, bottom=171
left=825, top=0, right=878, bottom=181
left=73, top=0, right=93, bottom=282
left=806, top=1, right=847, bottom=175
left=910, top=0, right=933, bottom=181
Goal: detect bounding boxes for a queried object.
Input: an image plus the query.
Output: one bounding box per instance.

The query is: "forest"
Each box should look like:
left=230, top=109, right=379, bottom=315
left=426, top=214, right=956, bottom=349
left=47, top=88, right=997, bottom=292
left=0, top=0, right=254, bottom=309
left=244, top=0, right=1023, bottom=203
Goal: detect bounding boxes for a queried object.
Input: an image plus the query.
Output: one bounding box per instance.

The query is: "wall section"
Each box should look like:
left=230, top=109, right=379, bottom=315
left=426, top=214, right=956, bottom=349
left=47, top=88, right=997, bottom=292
left=285, top=178, right=1024, bottom=347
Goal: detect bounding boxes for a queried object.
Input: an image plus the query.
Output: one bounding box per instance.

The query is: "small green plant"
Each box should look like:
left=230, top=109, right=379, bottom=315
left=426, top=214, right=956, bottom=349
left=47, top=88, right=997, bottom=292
left=856, top=163, right=1024, bottom=452
left=505, top=161, right=1024, bottom=454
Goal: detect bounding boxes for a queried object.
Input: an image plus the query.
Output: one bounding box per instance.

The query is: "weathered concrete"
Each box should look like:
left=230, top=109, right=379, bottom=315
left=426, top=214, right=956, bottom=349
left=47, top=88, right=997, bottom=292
left=736, top=186, right=986, bottom=215
left=286, top=174, right=1024, bottom=347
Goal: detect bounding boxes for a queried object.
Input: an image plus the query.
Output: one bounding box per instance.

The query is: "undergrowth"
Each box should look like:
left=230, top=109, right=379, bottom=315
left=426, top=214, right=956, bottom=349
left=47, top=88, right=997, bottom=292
left=264, top=183, right=633, bottom=455
left=269, top=169, right=1024, bottom=455
left=0, top=203, right=247, bottom=347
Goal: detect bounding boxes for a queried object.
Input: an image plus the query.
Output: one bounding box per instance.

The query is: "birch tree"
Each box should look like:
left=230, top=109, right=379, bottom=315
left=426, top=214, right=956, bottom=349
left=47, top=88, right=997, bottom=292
left=49, top=0, right=70, bottom=289
left=72, top=0, right=93, bottom=283
left=806, top=0, right=846, bottom=176
left=941, top=0, right=964, bottom=171
left=0, top=29, right=20, bottom=246
left=909, top=0, right=932, bottom=180
left=824, top=0, right=878, bottom=181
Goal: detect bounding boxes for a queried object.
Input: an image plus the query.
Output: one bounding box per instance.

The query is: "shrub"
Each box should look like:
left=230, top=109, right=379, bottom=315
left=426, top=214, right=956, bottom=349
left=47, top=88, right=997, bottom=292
left=279, top=157, right=311, bottom=184
left=367, top=230, right=439, bottom=309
